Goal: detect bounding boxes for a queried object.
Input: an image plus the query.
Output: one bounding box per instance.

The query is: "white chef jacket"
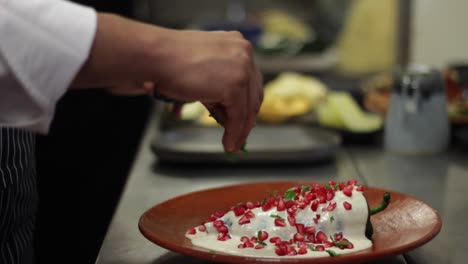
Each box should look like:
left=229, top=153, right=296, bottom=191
left=0, top=0, right=97, bottom=134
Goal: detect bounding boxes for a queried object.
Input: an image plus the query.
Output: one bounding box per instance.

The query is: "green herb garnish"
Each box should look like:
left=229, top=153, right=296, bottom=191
left=284, top=189, right=297, bottom=201
left=326, top=250, right=340, bottom=257
left=330, top=216, right=335, bottom=223
left=333, top=241, right=350, bottom=247
left=301, top=185, right=311, bottom=193
left=270, top=214, right=285, bottom=221
left=308, top=245, right=317, bottom=251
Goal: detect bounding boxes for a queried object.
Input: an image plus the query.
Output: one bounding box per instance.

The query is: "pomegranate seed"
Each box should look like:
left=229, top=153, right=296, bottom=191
left=356, top=185, right=365, bottom=192
left=327, top=201, right=337, bottom=211
left=209, top=214, right=218, bottom=221
left=215, top=211, right=225, bottom=218
left=306, top=193, right=317, bottom=200
left=316, top=245, right=325, bottom=251
left=344, top=201, right=352, bottom=210
left=334, top=232, right=343, bottom=241
left=254, top=244, right=264, bottom=249
left=241, top=236, right=250, bottom=243
left=318, top=195, right=327, bottom=204
left=306, top=233, right=316, bottom=243
left=339, top=182, right=345, bottom=190
left=250, top=237, right=258, bottom=243
left=324, top=241, right=334, bottom=248
left=233, top=206, right=246, bottom=216
left=238, top=216, right=251, bottom=225
left=274, top=218, right=286, bottom=227
left=297, top=201, right=307, bottom=209
left=343, top=185, right=353, bottom=197
left=277, top=198, right=286, bottom=211
left=238, top=243, right=246, bottom=248
left=295, top=223, right=305, bottom=234
left=294, top=233, right=305, bottom=242
left=245, top=210, right=255, bottom=219
left=298, top=248, right=308, bottom=255
left=311, top=200, right=319, bottom=211
left=187, top=228, right=196, bottom=235
left=304, top=226, right=315, bottom=234
left=254, top=201, right=262, bottom=207
left=347, top=242, right=354, bottom=249
left=217, top=233, right=231, bottom=241
left=275, top=247, right=286, bottom=256
left=285, top=200, right=295, bottom=209
left=213, top=220, right=224, bottom=228
left=287, top=248, right=298, bottom=255
left=297, top=241, right=307, bottom=249
left=313, top=218, right=319, bottom=225
left=246, top=201, right=255, bottom=209
left=287, top=215, right=296, bottom=226
left=269, top=237, right=281, bottom=244
left=262, top=203, right=272, bottom=211
left=198, top=225, right=206, bottom=232
left=348, top=179, right=358, bottom=186
left=258, top=230, right=269, bottom=241
left=294, top=187, right=302, bottom=195
left=244, top=241, right=254, bottom=248
left=287, top=206, right=297, bottom=216
left=316, top=231, right=328, bottom=243
left=217, top=225, right=228, bottom=233
left=326, top=189, right=335, bottom=201
left=328, top=180, right=337, bottom=186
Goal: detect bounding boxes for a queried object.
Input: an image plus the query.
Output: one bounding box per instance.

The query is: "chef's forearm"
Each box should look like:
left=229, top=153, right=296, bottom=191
left=72, top=13, right=166, bottom=88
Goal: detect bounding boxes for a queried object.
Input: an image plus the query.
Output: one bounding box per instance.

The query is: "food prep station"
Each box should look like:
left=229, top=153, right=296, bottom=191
left=95, top=104, right=468, bottom=264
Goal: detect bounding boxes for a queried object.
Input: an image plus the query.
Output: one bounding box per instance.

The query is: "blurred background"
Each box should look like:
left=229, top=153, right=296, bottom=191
left=34, top=0, right=468, bottom=263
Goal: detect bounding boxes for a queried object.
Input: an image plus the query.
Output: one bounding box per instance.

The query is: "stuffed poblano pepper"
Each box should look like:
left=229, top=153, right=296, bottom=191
left=186, top=180, right=391, bottom=258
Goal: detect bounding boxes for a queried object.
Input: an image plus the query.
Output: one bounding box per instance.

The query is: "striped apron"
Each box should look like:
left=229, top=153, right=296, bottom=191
left=0, top=127, right=37, bottom=264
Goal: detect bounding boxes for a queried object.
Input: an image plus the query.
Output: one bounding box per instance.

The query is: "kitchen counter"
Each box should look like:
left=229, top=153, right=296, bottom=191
left=96, top=107, right=467, bottom=264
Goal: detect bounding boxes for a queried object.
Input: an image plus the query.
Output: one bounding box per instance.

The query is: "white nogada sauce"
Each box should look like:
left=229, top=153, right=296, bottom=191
left=186, top=187, right=372, bottom=258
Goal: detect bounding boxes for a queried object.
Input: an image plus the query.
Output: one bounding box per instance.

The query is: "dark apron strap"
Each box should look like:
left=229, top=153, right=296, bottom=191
left=0, top=127, right=37, bottom=264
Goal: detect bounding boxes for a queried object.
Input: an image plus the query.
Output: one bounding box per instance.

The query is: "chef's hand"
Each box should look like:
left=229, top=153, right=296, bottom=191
left=73, top=14, right=263, bottom=153
left=152, top=29, right=263, bottom=153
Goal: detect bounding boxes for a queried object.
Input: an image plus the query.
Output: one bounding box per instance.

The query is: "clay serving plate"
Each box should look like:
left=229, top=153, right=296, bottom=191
left=139, top=181, right=442, bottom=264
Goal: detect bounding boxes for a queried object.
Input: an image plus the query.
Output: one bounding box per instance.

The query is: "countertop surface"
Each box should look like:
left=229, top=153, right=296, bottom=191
left=96, top=108, right=467, bottom=264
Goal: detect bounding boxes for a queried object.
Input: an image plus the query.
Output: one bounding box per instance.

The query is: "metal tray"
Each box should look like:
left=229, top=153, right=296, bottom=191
left=151, top=125, right=341, bottom=164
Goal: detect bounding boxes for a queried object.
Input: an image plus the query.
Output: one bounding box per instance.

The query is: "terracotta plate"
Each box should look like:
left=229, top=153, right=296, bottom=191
left=139, top=182, right=442, bottom=264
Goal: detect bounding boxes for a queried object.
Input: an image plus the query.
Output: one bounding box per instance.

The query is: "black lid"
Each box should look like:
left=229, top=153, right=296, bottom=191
left=392, top=65, right=444, bottom=97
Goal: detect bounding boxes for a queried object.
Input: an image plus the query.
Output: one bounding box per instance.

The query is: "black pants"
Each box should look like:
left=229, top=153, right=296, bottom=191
left=0, top=128, right=37, bottom=264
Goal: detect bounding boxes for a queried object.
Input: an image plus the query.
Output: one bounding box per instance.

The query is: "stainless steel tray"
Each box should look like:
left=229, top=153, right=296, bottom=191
left=151, top=125, right=341, bottom=164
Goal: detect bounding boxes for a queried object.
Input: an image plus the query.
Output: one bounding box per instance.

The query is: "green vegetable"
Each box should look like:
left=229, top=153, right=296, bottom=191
left=365, top=192, right=391, bottom=239
left=270, top=214, right=285, bottom=221
left=317, top=92, right=383, bottom=132
left=330, top=216, right=335, bottom=223
left=284, top=189, right=297, bottom=201
left=326, top=249, right=340, bottom=257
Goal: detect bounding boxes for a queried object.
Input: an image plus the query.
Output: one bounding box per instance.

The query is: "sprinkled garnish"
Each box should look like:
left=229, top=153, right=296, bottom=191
left=330, top=216, right=335, bottom=223
left=301, top=185, right=311, bottom=193
left=270, top=214, right=285, bottom=221
left=326, top=249, right=340, bottom=257
left=284, top=189, right=297, bottom=201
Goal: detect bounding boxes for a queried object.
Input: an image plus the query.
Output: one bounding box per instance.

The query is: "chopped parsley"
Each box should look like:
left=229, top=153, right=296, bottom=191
left=284, top=189, right=297, bottom=201
left=326, top=250, right=340, bottom=257
left=330, top=216, right=335, bottom=223
left=301, top=185, right=311, bottom=193
left=270, top=214, right=285, bottom=221
left=333, top=241, right=350, bottom=247
left=308, top=245, right=317, bottom=251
